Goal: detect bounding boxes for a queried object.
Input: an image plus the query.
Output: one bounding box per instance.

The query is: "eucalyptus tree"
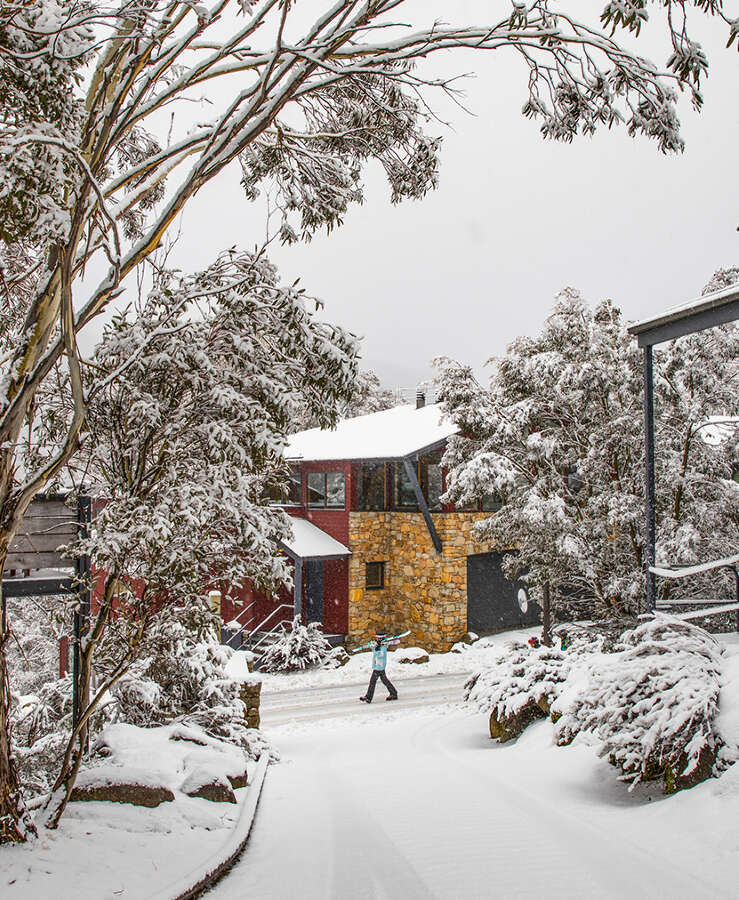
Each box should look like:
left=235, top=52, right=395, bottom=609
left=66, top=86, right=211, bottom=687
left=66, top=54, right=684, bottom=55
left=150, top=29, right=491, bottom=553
left=436, top=284, right=738, bottom=622
left=0, top=0, right=735, bottom=842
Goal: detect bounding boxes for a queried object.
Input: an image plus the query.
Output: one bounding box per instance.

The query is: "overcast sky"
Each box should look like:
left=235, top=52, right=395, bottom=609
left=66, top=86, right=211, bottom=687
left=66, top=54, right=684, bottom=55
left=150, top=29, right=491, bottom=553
left=160, top=2, right=738, bottom=392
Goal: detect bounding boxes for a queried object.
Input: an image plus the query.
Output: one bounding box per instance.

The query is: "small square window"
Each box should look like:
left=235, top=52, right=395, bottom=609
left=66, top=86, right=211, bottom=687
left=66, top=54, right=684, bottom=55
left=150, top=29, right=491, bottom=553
left=366, top=561, right=385, bottom=590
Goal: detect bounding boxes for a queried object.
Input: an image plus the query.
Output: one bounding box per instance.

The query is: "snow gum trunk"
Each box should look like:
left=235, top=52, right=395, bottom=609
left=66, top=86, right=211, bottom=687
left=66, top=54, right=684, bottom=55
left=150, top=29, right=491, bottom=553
left=0, top=543, right=36, bottom=844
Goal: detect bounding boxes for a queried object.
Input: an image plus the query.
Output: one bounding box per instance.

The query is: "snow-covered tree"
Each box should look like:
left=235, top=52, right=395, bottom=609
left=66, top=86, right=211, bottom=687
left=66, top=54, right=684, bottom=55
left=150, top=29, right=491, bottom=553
left=290, top=368, right=397, bottom=431
left=35, top=248, right=357, bottom=827
left=258, top=617, right=333, bottom=673
left=436, top=283, right=739, bottom=619
left=0, top=0, right=735, bottom=845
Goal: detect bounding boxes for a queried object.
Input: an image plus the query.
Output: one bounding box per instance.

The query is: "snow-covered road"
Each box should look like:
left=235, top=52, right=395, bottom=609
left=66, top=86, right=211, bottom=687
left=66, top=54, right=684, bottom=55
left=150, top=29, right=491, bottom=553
left=207, top=679, right=738, bottom=900
left=259, top=672, right=469, bottom=726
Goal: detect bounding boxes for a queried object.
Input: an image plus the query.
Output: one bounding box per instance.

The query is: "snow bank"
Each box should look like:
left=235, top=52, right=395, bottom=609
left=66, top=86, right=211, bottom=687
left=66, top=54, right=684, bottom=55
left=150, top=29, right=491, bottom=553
left=3, top=724, right=264, bottom=900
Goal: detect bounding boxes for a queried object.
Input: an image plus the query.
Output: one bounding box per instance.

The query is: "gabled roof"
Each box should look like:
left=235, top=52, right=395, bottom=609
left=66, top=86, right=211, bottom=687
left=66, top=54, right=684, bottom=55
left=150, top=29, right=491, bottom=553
left=285, top=403, right=457, bottom=463
left=279, top=517, right=351, bottom=560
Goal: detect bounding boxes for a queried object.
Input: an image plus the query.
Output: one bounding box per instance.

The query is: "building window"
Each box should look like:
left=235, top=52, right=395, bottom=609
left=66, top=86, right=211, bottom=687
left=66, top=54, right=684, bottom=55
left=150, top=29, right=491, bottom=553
left=392, top=461, right=418, bottom=509
left=366, top=561, right=385, bottom=590
left=286, top=469, right=302, bottom=505
left=358, top=463, right=386, bottom=510
left=267, top=468, right=302, bottom=506
left=391, top=450, right=445, bottom=511
left=418, top=448, right=444, bottom=511
left=458, top=493, right=503, bottom=513
left=307, top=471, right=345, bottom=509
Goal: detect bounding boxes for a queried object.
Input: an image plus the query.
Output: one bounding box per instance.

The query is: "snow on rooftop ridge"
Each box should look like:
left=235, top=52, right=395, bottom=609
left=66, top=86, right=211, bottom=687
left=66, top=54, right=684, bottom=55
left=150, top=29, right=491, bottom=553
left=285, top=403, right=456, bottom=462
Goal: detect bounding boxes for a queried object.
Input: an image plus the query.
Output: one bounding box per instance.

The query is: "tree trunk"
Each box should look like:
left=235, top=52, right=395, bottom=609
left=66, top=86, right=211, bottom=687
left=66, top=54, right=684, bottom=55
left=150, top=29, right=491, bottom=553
left=0, top=546, right=36, bottom=843
left=541, top=582, right=553, bottom=647
left=43, top=573, right=117, bottom=830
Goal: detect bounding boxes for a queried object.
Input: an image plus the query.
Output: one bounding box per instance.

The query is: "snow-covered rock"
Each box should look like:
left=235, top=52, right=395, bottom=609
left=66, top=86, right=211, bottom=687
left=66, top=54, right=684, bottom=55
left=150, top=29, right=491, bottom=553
left=396, top=647, right=430, bottom=664
left=180, top=767, right=236, bottom=804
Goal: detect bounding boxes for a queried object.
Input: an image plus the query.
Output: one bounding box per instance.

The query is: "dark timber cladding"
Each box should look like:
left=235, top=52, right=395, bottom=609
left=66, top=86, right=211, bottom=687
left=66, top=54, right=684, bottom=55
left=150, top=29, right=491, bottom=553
left=628, top=283, right=739, bottom=612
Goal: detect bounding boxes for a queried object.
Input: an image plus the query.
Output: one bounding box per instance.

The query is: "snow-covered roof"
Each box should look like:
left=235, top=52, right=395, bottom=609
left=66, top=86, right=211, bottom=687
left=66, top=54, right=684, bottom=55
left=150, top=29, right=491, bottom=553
left=279, top=517, right=350, bottom=560
left=285, top=403, right=456, bottom=462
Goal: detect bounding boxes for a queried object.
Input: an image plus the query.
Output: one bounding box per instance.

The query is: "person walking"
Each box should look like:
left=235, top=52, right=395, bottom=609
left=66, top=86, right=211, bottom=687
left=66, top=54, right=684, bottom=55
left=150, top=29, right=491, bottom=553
left=358, top=629, right=399, bottom=703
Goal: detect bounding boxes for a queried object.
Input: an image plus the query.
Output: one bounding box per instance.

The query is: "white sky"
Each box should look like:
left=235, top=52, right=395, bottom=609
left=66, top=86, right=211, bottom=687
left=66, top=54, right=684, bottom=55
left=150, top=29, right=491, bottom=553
left=119, top=2, right=739, bottom=390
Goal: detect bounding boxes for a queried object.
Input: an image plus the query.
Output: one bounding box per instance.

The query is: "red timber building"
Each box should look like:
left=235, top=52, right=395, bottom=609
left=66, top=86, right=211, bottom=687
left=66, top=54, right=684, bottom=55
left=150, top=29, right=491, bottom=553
left=221, top=396, right=540, bottom=653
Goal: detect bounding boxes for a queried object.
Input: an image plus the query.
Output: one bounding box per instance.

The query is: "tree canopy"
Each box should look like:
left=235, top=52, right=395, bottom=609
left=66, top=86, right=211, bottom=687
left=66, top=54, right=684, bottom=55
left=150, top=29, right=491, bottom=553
left=436, top=281, right=739, bottom=617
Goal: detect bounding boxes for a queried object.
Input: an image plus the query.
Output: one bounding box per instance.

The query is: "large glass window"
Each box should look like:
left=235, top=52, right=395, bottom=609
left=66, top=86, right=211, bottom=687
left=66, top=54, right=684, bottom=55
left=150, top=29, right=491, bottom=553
left=393, top=461, right=417, bottom=509
left=307, top=472, right=325, bottom=507
left=357, top=464, right=386, bottom=511
left=326, top=473, right=345, bottom=508
left=457, top=493, right=503, bottom=512
left=419, top=449, right=443, bottom=511
left=307, top=472, right=345, bottom=509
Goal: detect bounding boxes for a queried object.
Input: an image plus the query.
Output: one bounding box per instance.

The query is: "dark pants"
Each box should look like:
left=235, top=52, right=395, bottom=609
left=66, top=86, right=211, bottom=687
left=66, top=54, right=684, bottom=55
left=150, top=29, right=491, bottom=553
left=364, top=669, right=397, bottom=701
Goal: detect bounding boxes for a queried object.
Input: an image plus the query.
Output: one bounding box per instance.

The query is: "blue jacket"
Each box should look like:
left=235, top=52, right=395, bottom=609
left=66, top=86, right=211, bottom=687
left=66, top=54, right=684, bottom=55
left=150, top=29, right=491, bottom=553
left=356, top=637, right=399, bottom=670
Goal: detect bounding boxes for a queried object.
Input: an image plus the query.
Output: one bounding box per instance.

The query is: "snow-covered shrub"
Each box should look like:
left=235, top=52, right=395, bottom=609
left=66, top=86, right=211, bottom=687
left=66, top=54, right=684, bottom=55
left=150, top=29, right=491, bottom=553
left=258, top=617, right=332, bottom=673
left=465, top=644, right=569, bottom=737
left=322, top=646, right=350, bottom=669
left=555, top=616, right=724, bottom=792
left=110, top=617, right=272, bottom=761
left=465, top=630, right=604, bottom=742
left=11, top=676, right=111, bottom=800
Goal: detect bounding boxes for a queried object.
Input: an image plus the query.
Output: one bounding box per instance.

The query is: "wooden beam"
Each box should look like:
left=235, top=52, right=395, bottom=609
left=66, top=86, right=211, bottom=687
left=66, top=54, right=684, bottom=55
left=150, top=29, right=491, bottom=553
left=1, top=577, right=75, bottom=598
left=402, top=457, right=442, bottom=554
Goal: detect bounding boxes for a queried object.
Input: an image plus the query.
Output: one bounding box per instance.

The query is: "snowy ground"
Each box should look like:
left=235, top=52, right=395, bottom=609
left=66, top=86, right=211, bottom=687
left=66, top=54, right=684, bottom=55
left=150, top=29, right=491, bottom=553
left=209, top=632, right=739, bottom=900
left=1, top=725, right=259, bottom=900
left=3, top=628, right=739, bottom=899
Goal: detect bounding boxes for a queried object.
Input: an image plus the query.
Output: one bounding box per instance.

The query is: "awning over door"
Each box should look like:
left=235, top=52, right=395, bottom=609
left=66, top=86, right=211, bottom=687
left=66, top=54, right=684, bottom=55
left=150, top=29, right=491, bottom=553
left=278, top=517, right=351, bottom=562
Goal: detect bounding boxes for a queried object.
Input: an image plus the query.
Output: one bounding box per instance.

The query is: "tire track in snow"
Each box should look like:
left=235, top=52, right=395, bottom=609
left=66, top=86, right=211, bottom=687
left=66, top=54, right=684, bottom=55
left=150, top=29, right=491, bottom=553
left=422, top=713, right=725, bottom=900
left=314, top=754, right=439, bottom=900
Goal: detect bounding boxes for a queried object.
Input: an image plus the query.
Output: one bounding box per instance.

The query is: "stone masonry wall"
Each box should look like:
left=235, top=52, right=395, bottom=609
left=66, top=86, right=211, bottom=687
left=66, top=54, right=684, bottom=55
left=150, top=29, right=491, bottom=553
left=347, top=512, right=494, bottom=653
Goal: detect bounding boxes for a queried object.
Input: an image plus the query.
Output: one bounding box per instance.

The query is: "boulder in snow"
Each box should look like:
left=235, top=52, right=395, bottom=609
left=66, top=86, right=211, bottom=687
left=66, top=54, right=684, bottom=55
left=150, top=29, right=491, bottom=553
left=181, top=767, right=237, bottom=803
left=396, top=647, right=429, bottom=664
left=71, top=767, right=174, bottom=807
left=489, top=700, right=547, bottom=742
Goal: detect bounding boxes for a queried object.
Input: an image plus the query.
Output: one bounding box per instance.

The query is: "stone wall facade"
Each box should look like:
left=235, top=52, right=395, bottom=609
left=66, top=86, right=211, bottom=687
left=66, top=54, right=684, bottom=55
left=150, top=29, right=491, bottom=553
left=347, top=512, right=494, bottom=652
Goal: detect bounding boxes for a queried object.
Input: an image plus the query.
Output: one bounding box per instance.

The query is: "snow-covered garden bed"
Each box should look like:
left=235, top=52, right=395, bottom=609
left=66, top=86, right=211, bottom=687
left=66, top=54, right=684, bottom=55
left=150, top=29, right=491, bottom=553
left=2, top=723, right=266, bottom=900
left=464, top=616, right=739, bottom=795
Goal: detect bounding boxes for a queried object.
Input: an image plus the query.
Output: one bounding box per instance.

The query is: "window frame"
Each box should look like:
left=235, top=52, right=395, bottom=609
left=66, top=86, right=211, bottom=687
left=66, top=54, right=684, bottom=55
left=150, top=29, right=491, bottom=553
left=306, top=471, right=346, bottom=509
left=365, top=561, right=386, bottom=590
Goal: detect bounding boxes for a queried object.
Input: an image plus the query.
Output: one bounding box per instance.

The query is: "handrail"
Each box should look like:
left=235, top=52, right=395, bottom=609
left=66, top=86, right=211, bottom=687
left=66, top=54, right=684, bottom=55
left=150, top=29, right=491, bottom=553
left=246, top=603, right=292, bottom=640
left=240, top=603, right=294, bottom=656
left=649, top=555, right=739, bottom=632
left=226, top=598, right=258, bottom=630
